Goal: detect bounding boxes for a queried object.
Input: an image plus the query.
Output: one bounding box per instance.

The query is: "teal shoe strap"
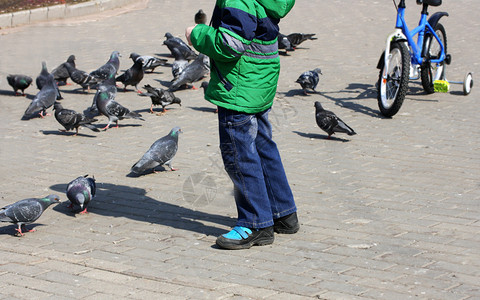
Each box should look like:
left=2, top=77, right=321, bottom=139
left=222, top=226, right=253, bottom=240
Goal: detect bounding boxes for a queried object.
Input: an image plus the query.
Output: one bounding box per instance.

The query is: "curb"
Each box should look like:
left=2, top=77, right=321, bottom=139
left=0, top=0, right=143, bottom=29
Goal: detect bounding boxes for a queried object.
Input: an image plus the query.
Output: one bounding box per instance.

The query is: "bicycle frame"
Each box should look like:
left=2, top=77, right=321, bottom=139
left=382, top=1, right=446, bottom=79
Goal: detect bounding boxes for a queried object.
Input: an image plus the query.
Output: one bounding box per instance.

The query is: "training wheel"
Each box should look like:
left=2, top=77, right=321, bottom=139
left=463, top=72, right=473, bottom=95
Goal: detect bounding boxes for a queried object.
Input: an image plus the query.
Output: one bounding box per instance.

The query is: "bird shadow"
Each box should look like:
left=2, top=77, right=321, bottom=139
left=49, top=181, right=234, bottom=237
left=154, top=53, right=173, bottom=59
left=0, top=89, right=26, bottom=97
left=188, top=106, right=217, bottom=113
left=126, top=166, right=170, bottom=177
left=292, top=130, right=351, bottom=142
left=99, top=123, right=143, bottom=130
left=39, top=130, right=98, bottom=138
left=153, top=79, right=173, bottom=89
left=0, top=223, right=47, bottom=237
left=57, top=88, right=91, bottom=95
left=283, top=89, right=314, bottom=97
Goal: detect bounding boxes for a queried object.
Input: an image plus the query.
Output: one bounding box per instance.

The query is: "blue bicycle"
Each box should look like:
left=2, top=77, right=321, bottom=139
left=377, top=0, right=449, bottom=117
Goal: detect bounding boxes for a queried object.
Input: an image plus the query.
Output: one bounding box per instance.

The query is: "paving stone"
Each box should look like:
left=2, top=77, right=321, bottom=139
left=0, top=0, right=478, bottom=298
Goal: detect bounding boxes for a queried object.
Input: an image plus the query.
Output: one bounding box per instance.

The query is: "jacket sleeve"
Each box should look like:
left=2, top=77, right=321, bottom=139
left=190, top=7, right=257, bottom=63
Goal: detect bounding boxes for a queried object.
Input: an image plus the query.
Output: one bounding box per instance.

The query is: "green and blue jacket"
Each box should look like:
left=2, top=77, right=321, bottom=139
left=190, top=0, right=295, bottom=113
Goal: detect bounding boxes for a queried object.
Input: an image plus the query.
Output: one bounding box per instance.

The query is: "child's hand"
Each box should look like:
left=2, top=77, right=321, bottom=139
left=185, top=25, right=197, bottom=46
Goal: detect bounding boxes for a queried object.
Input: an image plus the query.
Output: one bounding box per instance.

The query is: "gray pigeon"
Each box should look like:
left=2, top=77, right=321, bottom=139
left=23, top=73, right=58, bottom=119
left=296, top=68, right=322, bottom=95
left=96, top=76, right=144, bottom=130
left=314, top=101, right=356, bottom=139
left=7, top=74, right=32, bottom=96
left=285, top=33, right=317, bottom=49
left=139, top=84, right=181, bottom=115
left=53, top=102, right=99, bottom=135
left=129, top=52, right=167, bottom=73
left=51, top=54, right=76, bottom=85
left=0, top=194, right=60, bottom=236
left=89, top=51, right=121, bottom=83
left=35, top=61, right=63, bottom=100
left=195, top=9, right=207, bottom=24
left=278, top=33, right=294, bottom=52
left=131, top=127, right=182, bottom=174
left=66, top=175, right=96, bottom=214
left=116, top=58, right=144, bottom=92
left=64, top=62, right=97, bottom=92
left=36, top=61, right=49, bottom=90
left=87, top=73, right=117, bottom=117
left=169, top=54, right=210, bottom=91
left=163, top=32, right=197, bottom=61
left=171, top=47, right=189, bottom=81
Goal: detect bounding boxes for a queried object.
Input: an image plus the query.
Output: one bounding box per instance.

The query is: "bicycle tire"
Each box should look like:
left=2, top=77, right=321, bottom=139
left=377, top=42, right=410, bottom=117
left=421, top=23, right=447, bottom=94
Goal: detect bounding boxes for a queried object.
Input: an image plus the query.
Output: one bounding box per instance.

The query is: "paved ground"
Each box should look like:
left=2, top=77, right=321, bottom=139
left=0, top=0, right=479, bottom=299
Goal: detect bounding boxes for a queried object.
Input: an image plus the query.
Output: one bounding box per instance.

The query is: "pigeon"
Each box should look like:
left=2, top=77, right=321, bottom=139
left=278, top=33, right=295, bottom=52
left=296, top=68, right=322, bottom=95
left=89, top=51, right=121, bottom=83
left=53, top=102, right=99, bottom=135
left=285, top=33, right=317, bottom=49
left=171, top=47, right=189, bottom=81
left=131, top=127, right=182, bottom=174
left=314, top=101, right=356, bottom=139
left=51, top=54, right=76, bottom=85
left=35, top=61, right=63, bottom=100
left=64, top=62, right=97, bottom=92
left=129, top=52, right=167, bottom=73
left=0, top=194, right=60, bottom=236
left=66, top=175, right=96, bottom=214
left=169, top=53, right=210, bottom=91
left=200, top=81, right=218, bottom=113
left=195, top=9, right=207, bottom=24
left=200, top=81, right=208, bottom=95
left=96, top=76, right=144, bottom=130
left=6, top=74, right=32, bottom=96
left=36, top=61, right=50, bottom=90
left=116, top=58, right=144, bottom=92
left=87, top=73, right=117, bottom=117
left=139, top=84, right=181, bottom=115
left=163, top=32, right=197, bottom=61
left=23, top=73, right=59, bottom=119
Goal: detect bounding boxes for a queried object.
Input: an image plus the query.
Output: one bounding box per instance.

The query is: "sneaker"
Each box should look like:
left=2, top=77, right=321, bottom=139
left=273, top=212, right=300, bottom=234
left=216, top=226, right=274, bottom=250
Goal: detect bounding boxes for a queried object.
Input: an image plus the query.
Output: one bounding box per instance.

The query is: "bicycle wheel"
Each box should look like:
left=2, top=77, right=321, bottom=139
left=421, top=23, right=447, bottom=94
left=377, top=42, right=410, bottom=117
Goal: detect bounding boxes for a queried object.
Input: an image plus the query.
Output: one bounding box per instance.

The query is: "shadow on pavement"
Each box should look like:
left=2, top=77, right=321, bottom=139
left=49, top=181, right=233, bottom=237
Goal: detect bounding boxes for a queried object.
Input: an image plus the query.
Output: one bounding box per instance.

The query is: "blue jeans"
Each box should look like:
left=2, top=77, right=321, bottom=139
left=218, top=106, right=297, bottom=229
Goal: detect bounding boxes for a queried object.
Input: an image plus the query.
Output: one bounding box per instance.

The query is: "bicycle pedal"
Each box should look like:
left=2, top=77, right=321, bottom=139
left=434, top=80, right=450, bottom=93
left=445, top=54, right=452, bottom=65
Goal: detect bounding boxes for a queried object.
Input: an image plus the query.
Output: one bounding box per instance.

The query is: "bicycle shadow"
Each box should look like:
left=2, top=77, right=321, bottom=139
left=49, top=181, right=233, bottom=237
left=283, top=82, right=384, bottom=118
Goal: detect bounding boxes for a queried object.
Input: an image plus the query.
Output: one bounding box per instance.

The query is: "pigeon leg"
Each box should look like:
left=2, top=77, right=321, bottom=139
left=156, top=108, right=167, bottom=116
left=21, top=224, right=35, bottom=233
left=150, top=104, right=155, bottom=114
left=78, top=208, right=88, bottom=214
left=15, top=224, right=24, bottom=236
left=113, top=120, right=120, bottom=128
left=101, top=123, right=111, bottom=131
left=74, top=128, right=79, bottom=136
left=167, top=162, right=178, bottom=171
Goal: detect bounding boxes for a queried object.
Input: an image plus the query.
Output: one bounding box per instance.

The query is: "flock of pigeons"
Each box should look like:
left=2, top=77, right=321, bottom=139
left=1, top=9, right=356, bottom=236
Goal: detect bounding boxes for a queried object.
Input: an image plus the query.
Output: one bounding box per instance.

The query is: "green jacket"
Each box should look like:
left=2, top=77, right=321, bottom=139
left=190, top=0, right=295, bottom=113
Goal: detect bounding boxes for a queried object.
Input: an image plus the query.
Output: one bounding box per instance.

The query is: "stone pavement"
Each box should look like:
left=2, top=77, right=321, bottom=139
left=0, top=0, right=479, bottom=299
